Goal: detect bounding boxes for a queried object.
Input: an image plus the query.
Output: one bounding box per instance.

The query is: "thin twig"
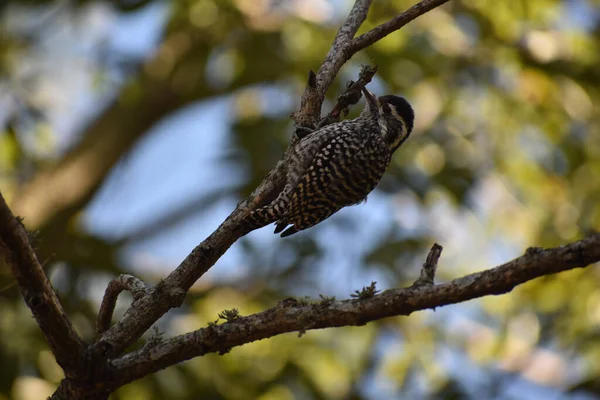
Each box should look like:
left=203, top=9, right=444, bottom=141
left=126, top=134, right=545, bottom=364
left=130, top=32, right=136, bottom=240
left=292, top=0, right=373, bottom=128
left=292, top=0, right=452, bottom=127
left=96, top=275, right=150, bottom=335
left=349, top=0, right=452, bottom=53
left=318, top=65, right=378, bottom=128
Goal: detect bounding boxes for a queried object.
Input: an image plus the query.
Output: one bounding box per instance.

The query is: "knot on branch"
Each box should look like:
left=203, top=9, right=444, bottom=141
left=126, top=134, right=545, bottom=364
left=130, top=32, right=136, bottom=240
left=25, top=291, right=48, bottom=309
left=155, top=282, right=187, bottom=308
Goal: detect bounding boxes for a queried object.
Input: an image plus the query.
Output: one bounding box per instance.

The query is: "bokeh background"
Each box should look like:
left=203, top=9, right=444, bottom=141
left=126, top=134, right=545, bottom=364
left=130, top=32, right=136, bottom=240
left=1, top=0, right=600, bottom=399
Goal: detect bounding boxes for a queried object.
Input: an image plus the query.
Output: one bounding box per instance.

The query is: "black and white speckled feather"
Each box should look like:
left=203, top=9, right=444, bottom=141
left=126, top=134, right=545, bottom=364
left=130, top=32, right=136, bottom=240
left=244, top=89, right=414, bottom=237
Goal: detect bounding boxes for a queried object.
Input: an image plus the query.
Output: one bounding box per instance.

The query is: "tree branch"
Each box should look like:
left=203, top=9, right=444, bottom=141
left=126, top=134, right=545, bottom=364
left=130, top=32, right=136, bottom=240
left=317, top=64, right=378, bottom=128
left=96, top=274, right=150, bottom=336
left=0, top=191, right=86, bottom=377
left=292, top=0, right=373, bottom=128
left=107, top=235, right=600, bottom=389
left=291, top=0, right=452, bottom=128
left=349, top=0, right=452, bottom=54
left=412, top=243, right=442, bottom=287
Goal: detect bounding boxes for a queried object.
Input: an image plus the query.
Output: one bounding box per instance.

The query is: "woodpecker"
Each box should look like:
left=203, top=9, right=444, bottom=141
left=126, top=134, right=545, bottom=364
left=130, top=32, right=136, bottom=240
left=245, top=88, right=414, bottom=237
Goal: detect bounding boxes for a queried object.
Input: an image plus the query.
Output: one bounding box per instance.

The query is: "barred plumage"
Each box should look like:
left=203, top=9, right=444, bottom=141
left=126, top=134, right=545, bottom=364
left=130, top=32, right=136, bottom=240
left=245, top=88, right=414, bottom=237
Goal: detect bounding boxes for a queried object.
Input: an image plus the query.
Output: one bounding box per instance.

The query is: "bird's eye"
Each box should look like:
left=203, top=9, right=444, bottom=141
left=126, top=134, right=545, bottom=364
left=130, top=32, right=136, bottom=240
left=381, top=102, right=390, bottom=114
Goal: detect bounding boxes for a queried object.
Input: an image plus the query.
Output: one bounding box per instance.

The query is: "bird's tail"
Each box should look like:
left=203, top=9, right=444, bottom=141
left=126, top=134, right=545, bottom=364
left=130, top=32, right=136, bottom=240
left=239, top=205, right=280, bottom=234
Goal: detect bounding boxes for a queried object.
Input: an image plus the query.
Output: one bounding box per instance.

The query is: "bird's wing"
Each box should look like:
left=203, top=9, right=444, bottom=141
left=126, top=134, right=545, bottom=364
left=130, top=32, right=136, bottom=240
left=276, top=131, right=389, bottom=236
left=242, top=123, right=349, bottom=231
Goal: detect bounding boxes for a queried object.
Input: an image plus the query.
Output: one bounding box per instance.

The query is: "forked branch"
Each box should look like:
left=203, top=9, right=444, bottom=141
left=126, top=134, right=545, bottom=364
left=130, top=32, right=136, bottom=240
left=292, top=0, right=452, bottom=128
left=7, top=1, right=570, bottom=399
left=90, top=0, right=455, bottom=364
left=97, top=275, right=151, bottom=335
left=107, top=236, right=600, bottom=389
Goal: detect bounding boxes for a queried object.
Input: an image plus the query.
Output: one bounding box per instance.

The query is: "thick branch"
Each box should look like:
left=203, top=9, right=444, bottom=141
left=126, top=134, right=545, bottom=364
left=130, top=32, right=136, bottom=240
left=0, top=191, right=85, bottom=377
left=108, top=234, right=600, bottom=387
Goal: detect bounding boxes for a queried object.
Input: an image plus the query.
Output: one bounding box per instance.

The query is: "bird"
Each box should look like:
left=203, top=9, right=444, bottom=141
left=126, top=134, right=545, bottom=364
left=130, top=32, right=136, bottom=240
left=244, top=87, right=414, bottom=237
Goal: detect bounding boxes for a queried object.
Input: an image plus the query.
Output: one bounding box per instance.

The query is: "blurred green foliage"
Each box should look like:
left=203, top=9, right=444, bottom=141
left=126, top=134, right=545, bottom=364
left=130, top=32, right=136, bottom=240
left=1, top=0, right=600, bottom=399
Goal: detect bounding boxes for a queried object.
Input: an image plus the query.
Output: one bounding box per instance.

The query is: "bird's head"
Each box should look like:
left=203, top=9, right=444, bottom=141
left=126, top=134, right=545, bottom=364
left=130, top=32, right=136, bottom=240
left=362, top=88, right=414, bottom=152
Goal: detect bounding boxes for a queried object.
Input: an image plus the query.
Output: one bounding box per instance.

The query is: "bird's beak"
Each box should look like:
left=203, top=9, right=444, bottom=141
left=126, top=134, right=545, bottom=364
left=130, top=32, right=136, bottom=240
left=362, top=87, right=380, bottom=111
